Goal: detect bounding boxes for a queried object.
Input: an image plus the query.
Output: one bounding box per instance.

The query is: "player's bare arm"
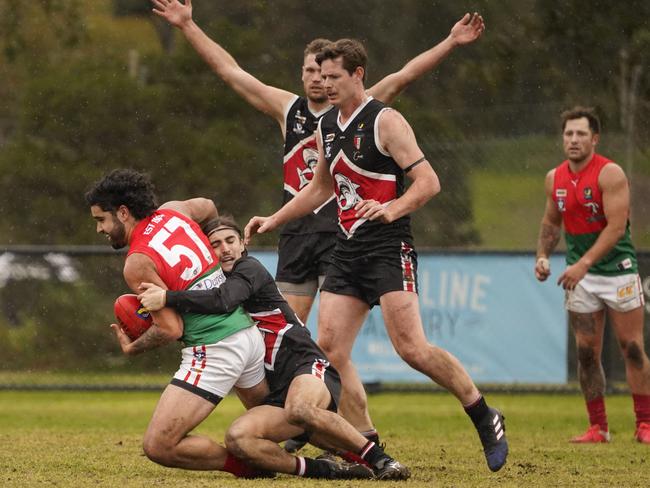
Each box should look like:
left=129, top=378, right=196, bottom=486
left=557, top=163, right=630, bottom=290
left=355, top=109, right=438, bottom=224
left=245, top=131, right=334, bottom=243
left=152, top=0, right=295, bottom=126
left=115, top=253, right=183, bottom=355
left=160, top=198, right=218, bottom=230
left=367, top=12, right=485, bottom=104
left=535, top=169, right=562, bottom=281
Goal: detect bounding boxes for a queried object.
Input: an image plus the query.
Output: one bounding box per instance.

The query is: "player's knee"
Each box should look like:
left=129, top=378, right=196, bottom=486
left=395, top=341, right=429, bottom=369
left=285, top=400, right=316, bottom=428
left=319, top=344, right=346, bottom=367
left=621, top=340, right=647, bottom=370
left=142, top=433, right=174, bottom=466
left=576, top=345, right=598, bottom=368
left=224, top=421, right=252, bottom=459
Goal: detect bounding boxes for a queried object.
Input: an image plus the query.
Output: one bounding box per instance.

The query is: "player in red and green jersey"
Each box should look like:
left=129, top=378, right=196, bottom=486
left=535, top=107, right=650, bottom=444
left=86, top=169, right=272, bottom=477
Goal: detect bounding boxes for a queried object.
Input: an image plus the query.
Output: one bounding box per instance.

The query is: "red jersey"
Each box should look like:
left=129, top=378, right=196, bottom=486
left=552, top=153, right=637, bottom=275
left=552, top=153, right=612, bottom=235
left=128, top=209, right=219, bottom=291
left=127, top=209, right=252, bottom=346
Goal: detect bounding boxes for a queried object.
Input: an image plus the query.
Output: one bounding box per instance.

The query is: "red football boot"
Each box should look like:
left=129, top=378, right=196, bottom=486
left=634, top=423, right=650, bottom=444
left=570, top=424, right=610, bottom=443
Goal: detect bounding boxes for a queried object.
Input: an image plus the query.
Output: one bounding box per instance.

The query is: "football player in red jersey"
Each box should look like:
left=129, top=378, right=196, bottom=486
left=151, top=0, right=484, bottom=331
left=535, top=107, right=650, bottom=444
left=86, top=169, right=375, bottom=480
left=245, top=39, right=508, bottom=472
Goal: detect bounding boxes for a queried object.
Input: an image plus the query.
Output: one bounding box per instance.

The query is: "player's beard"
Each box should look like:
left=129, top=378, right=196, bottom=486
left=108, top=219, right=127, bottom=249
left=308, top=92, right=328, bottom=104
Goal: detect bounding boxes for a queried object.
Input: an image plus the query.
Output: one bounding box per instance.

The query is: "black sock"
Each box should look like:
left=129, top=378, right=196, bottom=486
left=359, top=441, right=387, bottom=467
left=297, top=457, right=332, bottom=478
left=464, top=395, right=489, bottom=427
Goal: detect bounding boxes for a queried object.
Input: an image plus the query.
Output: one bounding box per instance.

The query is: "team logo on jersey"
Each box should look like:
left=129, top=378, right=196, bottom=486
left=353, top=134, right=363, bottom=150
left=357, top=122, right=365, bottom=130
left=325, top=133, right=336, bottom=143
left=617, top=258, right=633, bottom=272
left=297, top=148, right=319, bottom=189
left=294, top=110, right=307, bottom=124
left=557, top=199, right=566, bottom=212
left=583, top=187, right=593, bottom=200
left=556, top=189, right=567, bottom=197
left=334, top=173, right=362, bottom=211
left=293, top=122, right=305, bottom=135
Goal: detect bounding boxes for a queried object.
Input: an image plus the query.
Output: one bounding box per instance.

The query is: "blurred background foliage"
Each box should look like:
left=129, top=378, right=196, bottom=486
left=0, top=0, right=649, bottom=371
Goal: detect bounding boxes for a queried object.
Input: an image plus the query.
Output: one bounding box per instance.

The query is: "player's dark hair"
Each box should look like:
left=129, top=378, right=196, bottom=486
left=204, top=215, right=248, bottom=257
left=315, top=38, right=367, bottom=82
left=304, top=38, right=332, bottom=58
left=204, top=215, right=243, bottom=239
left=85, top=168, right=158, bottom=220
left=561, top=106, right=601, bottom=134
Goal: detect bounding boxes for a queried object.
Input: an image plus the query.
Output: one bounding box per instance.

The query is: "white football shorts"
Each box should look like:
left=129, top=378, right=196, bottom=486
left=172, top=325, right=265, bottom=402
left=565, top=273, right=644, bottom=313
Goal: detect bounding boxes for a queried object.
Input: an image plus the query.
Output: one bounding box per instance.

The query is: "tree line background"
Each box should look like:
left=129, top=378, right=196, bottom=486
left=0, top=0, right=649, bottom=372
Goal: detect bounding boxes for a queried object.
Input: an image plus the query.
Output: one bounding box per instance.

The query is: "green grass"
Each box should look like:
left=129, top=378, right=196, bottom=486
left=0, top=390, right=648, bottom=487
left=471, top=171, right=549, bottom=250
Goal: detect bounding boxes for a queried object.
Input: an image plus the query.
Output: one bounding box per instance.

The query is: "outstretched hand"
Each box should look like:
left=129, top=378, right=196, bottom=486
left=449, top=12, right=485, bottom=46
left=151, top=0, right=192, bottom=28
left=244, top=216, right=277, bottom=246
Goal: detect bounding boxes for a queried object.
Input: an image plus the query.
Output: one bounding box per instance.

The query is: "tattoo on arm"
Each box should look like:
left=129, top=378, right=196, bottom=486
left=129, top=326, right=172, bottom=355
left=537, top=223, right=560, bottom=257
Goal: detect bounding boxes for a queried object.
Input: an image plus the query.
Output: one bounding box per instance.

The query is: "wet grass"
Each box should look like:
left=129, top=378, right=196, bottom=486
left=0, top=390, right=648, bottom=487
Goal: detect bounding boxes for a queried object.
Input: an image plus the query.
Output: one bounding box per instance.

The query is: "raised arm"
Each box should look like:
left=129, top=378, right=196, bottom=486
left=244, top=129, right=335, bottom=243
left=152, top=0, right=295, bottom=126
left=367, top=12, right=485, bottom=104
left=113, top=253, right=184, bottom=355
left=355, top=109, right=439, bottom=224
left=535, top=169, right=562, bottom=281
left=557, top=163, right=630, bottom=289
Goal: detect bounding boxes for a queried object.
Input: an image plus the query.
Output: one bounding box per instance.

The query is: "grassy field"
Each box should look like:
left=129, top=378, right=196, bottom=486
left=0, top=390, right=648, bottom=487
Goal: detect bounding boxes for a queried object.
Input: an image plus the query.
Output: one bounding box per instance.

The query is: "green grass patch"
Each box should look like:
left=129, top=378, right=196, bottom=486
left=0, top=391, right=647, bottom=487
left=471, top=171, right=549, bottom=250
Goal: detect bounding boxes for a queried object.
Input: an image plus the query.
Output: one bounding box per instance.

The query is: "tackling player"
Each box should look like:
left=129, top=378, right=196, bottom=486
left=139, top=215, right=410, bottom=479
left=86, top=169, right=376, bottom=479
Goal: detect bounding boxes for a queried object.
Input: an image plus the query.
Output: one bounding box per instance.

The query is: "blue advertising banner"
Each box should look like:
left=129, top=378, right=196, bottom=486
left=251, top=251, right=567, bottom=384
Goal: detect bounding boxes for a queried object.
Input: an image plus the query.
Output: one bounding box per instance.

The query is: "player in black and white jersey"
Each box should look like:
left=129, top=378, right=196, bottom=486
left=138, top=215, right=410, bottom=480
left=152, top=0, right=485, bottom=331
left=245, top=39, right=509, bottom=473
